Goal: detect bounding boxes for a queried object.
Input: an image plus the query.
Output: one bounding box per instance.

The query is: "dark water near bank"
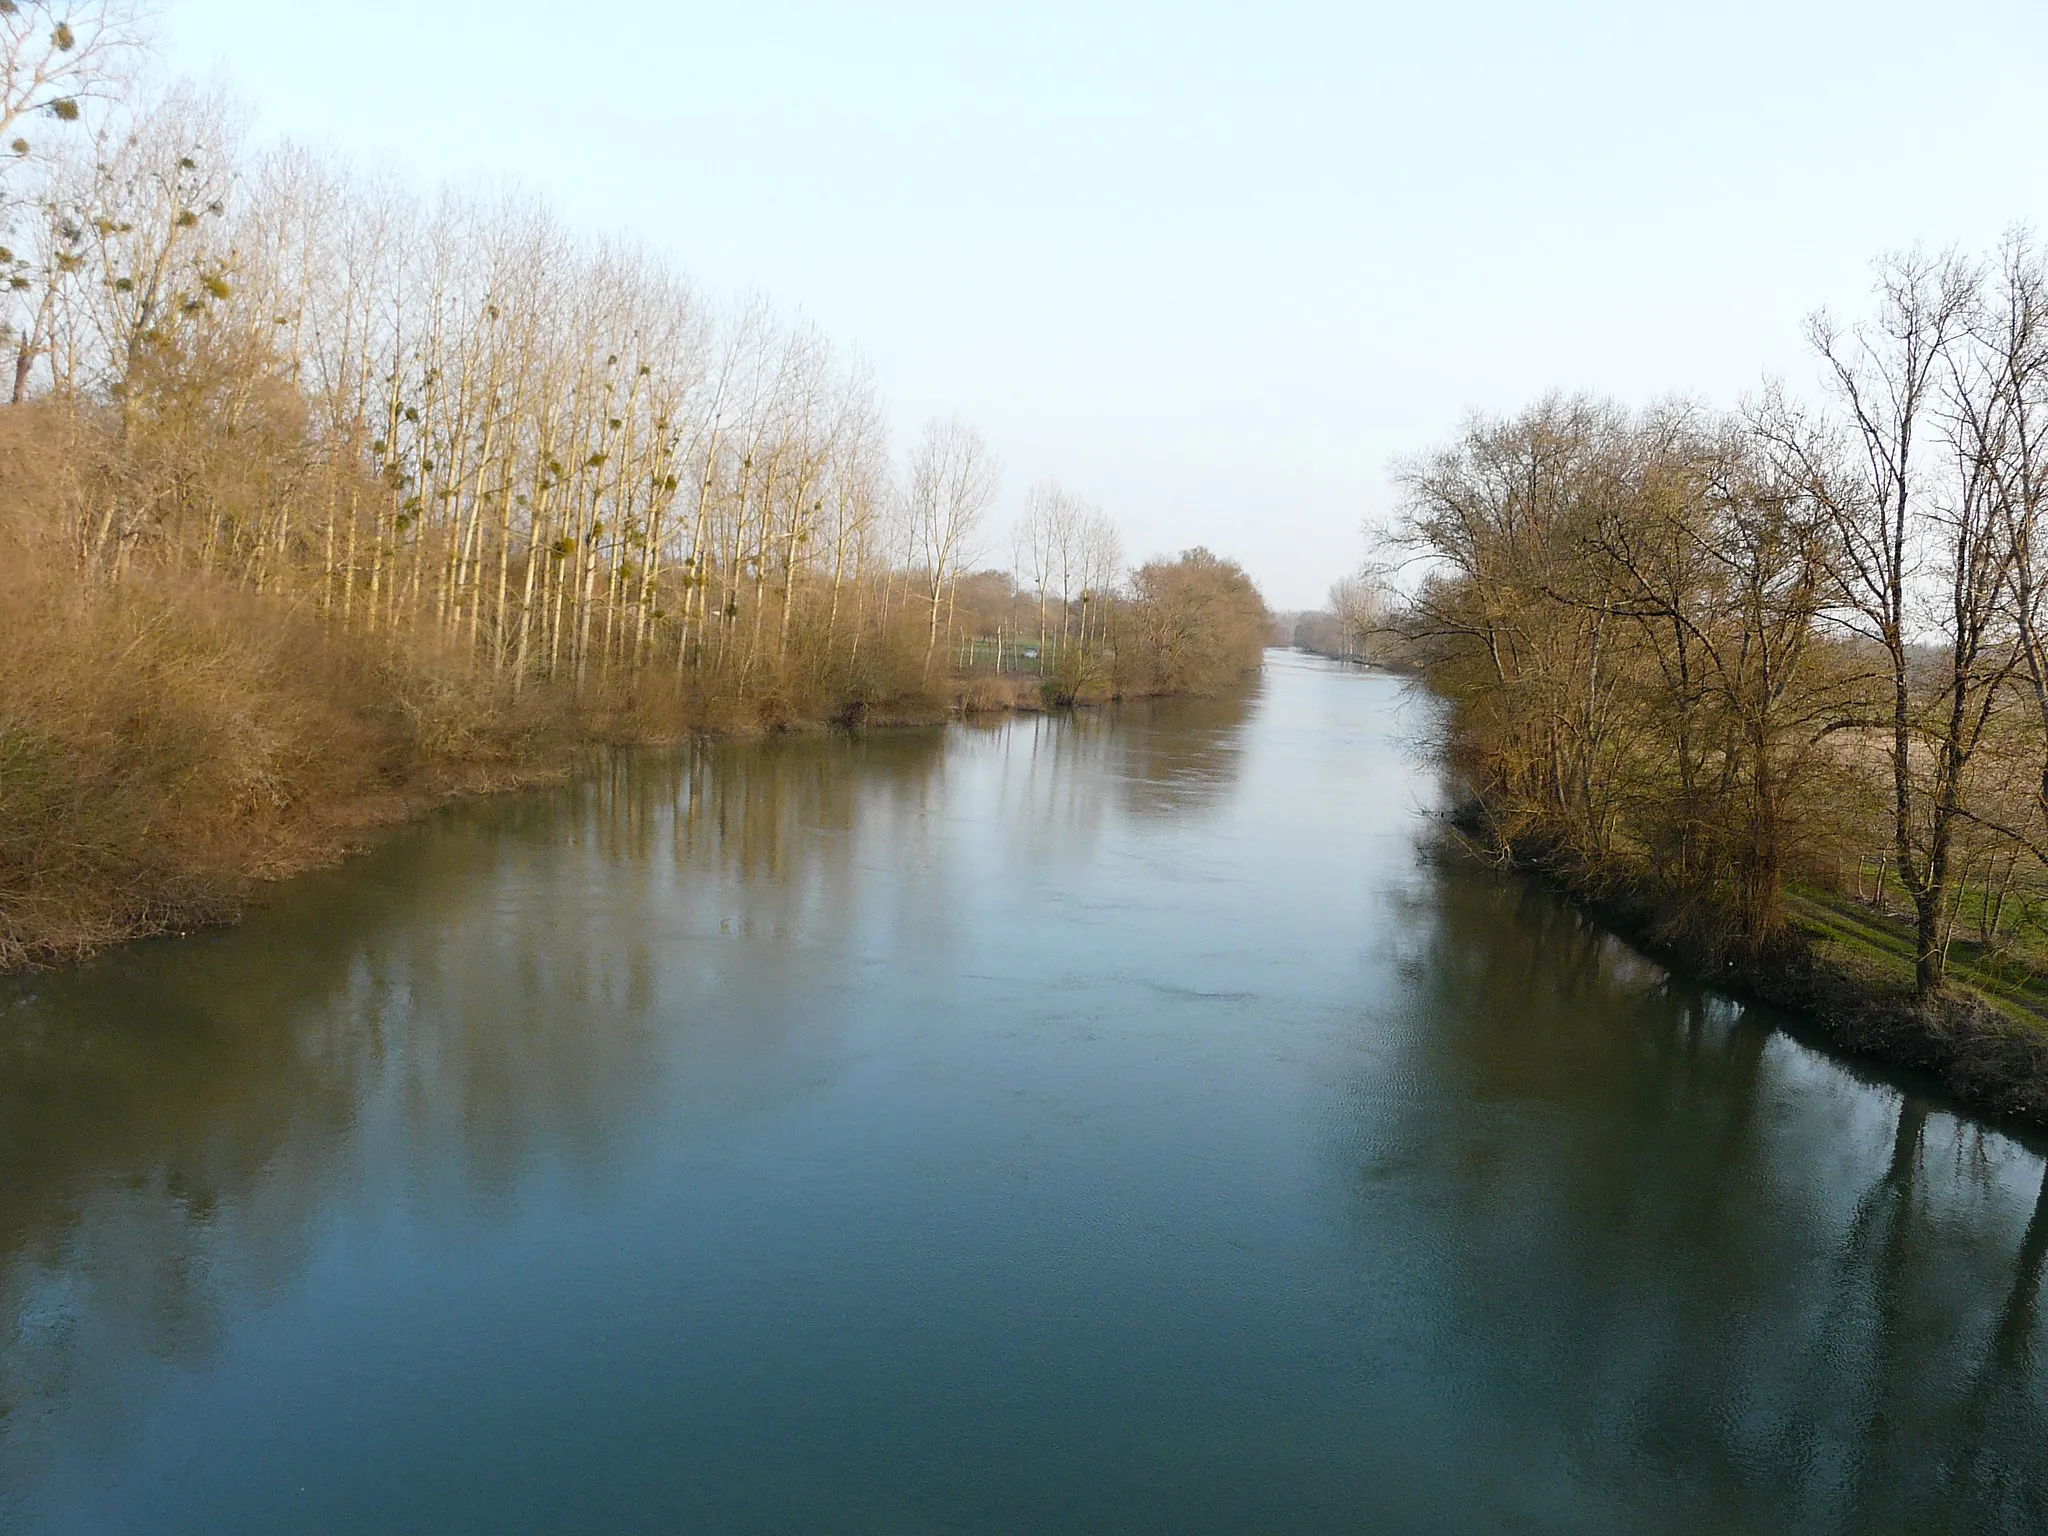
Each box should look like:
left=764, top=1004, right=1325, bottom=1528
left=2, top=652, right=2045, bottom=1534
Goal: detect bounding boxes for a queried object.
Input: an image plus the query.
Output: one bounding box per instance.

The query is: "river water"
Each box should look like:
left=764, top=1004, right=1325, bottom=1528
left=1, top=651, right=2044, bottom=1533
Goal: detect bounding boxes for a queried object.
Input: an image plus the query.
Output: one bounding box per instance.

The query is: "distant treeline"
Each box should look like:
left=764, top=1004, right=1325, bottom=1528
left=0, top=4, right=1268, bottom=967
left=1396, top=238, right=2048, bottom=1015
left=1291, top=575, right=1404, bottom=666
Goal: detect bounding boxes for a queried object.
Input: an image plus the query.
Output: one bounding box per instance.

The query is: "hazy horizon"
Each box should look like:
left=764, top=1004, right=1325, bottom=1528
left=165, top=0, right=2048, bottom=608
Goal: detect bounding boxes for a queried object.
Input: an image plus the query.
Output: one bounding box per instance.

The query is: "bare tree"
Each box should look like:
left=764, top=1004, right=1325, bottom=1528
left=1794, top=253, right=2007, bottom=997
left=1014, top=478, right=1065, bottom=655
left=1963, top=234, right=2048, bottom=847
left=906, top=416, right=998, bottom=677
left=2, top=1, right=145, bottom=398
left=0, top=0, right=144, bottom=181
left=1077, top=503, right=1122, bottom=652
left=1328, top=573, right=1393, bottom=660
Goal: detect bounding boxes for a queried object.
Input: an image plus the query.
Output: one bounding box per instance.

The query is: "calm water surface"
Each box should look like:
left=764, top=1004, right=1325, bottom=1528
left=2, top=652, right=2045, bottom=1533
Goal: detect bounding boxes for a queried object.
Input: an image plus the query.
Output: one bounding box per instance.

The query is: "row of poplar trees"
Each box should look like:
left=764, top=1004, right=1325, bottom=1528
left=1404, top=239, right=2048, bottom=999
left=2, top=10, right=1004, bottom=715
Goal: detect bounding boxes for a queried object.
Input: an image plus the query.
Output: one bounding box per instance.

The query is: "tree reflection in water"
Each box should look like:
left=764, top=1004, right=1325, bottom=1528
left=9, top=663, right=2041, bottom=1534
left=0, top=726, right=954, bottom=1508
left=0, top=697, right=1262, bottom=1517
left=1376, top=860, right=2048, bottom=1533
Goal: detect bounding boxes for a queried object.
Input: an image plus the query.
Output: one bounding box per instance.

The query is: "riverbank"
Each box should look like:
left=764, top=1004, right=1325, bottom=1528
left=0, top=404, right=1272, bottom=972
left=1449, top=808, right=2048, bottom=1133
left=0, top=640, right=1046, bottom=975
left=1286, top=643, right=1422, bottom=674
left=0, top=597, right=1221, bottom=977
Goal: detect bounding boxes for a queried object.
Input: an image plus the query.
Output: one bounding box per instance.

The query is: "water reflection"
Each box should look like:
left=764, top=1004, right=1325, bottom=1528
left=0, top=697, right=1260, bottom=1521
left=1099, top=692, right=1254, bottom=819
left=1379, top=863, right=2048, bottom=1532
left=1, top=662, right=2042, bottom=1534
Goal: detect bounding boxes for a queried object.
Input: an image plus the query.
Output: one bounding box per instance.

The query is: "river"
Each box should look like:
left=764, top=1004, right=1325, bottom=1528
left=1, top=651, right=2044, bottom=1533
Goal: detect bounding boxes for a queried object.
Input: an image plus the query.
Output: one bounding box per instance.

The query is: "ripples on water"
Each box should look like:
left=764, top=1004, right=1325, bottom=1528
left=0, top=653, right=2042, bottom=1533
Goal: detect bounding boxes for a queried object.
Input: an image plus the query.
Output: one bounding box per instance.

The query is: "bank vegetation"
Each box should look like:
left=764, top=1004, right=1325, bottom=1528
left=0, top=4, right=1268, bottom=969
left=1396, top=238, right=2048, bottom=1124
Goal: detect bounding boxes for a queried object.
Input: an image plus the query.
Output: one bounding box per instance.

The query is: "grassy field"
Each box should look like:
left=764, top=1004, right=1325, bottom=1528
left=1789, top=881, right=2048, bottom=1029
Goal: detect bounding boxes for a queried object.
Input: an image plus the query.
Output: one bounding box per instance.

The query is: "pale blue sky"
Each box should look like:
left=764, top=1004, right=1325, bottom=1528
left=165, top=0, right=2048, bottom=607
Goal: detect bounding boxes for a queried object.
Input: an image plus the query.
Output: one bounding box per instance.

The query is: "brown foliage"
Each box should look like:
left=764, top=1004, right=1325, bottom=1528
left=1121, top=548, right=1272, bottom=697
left=0, top=408, right=587, bottom=967
left=1403, top=396, right=1866, bottom=953
left=0, top=81, right=1272, bottom=969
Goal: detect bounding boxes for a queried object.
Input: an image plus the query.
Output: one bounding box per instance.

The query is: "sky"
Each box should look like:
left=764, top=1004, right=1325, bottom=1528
left=161, top=0, right=2048, bottom=609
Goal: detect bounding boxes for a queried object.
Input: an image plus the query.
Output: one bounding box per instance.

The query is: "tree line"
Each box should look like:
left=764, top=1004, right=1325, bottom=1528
left=0, top=4, right=1268, bottom=725
left=1397, top=238, right=2048, bottom=1003
left=8, top=78, right=996, bottom=713
left=0, top=2, right=1270, bottom=968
